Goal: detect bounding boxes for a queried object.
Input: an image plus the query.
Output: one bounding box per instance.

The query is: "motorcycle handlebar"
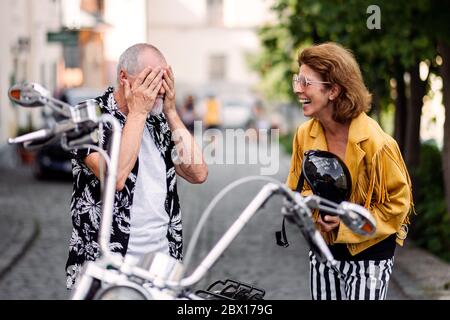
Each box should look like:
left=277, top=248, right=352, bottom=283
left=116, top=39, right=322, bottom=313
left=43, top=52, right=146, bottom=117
left=8, top=129, right=54, bottom=145
left=8, top=104, right=98, bottom=150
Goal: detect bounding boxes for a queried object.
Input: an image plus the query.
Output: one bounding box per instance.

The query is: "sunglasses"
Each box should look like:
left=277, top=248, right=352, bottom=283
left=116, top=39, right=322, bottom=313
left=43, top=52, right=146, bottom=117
left=292, top=74, right=330, bottom=89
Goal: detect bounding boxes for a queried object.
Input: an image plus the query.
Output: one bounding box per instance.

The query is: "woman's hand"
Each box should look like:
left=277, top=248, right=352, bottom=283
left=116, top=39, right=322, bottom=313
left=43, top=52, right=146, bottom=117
left=317, top=214, right=340, bottom=233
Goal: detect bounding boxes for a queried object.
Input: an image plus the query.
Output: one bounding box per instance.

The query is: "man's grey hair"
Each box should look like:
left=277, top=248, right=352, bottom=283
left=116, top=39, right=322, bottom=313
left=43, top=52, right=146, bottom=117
left=116, top=43, right=164, bottom=82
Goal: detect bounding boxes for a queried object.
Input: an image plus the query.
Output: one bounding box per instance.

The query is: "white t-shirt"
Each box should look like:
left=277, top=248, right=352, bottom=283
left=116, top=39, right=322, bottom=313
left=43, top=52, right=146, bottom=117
left=126, top=128, right=169, bottom=264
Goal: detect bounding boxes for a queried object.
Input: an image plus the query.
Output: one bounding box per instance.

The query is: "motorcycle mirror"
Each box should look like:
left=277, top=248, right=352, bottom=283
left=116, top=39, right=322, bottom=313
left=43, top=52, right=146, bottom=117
left=8, top=82, right=51, bottom=107
left=338, top=201, right=376, bottom=236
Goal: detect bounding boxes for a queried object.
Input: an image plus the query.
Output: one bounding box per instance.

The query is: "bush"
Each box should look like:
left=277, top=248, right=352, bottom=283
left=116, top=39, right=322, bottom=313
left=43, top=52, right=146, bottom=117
left=279, top=133, right=294, bottom=155
left=409, top=141, right=450, bottom=262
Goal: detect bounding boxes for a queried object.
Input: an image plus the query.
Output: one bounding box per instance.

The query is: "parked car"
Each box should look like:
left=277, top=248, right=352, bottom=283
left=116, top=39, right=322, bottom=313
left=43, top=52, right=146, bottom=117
left=33, top=87, right=103, bottom=180
left=221, top=98, right=254, bottom=129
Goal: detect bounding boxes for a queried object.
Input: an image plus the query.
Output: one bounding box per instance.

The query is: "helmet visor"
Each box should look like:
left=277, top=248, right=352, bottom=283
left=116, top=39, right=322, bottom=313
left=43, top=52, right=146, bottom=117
left=302, top=150, right=352, bottom=203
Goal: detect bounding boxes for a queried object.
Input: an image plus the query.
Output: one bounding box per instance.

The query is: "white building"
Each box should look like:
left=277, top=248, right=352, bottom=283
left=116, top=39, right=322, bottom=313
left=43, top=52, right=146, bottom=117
left=0, top=0, right=280, bottom=145
left=0, top=0, right=64, bottom=145
left=103, top=0, right=275, bottom=102
left=145, top=0, right=275, bottom=102
left=103, top=0, right=148, bottom=84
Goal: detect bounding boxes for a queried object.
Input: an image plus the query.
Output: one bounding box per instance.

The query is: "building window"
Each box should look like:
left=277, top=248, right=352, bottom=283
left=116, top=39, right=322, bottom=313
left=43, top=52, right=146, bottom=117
left=63, top=45, right=81, bottom=68
left=207, top=0, right=223, bottom=26
left=209, top=54, right=227, bottom=81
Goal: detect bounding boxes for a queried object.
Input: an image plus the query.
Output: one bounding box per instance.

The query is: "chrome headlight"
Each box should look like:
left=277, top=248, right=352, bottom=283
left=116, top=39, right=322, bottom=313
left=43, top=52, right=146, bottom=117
left=72, top=99, right=100, bottom=126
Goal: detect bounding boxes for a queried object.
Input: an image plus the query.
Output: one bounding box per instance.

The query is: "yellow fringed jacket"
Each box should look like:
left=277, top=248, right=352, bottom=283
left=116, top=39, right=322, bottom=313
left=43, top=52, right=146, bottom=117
left=286, top=112, right=414, bottom=256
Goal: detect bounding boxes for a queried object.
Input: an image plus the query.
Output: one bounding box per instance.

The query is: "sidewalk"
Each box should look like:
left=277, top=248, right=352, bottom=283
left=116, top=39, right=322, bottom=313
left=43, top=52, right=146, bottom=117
left=393, top=241, right=450, bottom=300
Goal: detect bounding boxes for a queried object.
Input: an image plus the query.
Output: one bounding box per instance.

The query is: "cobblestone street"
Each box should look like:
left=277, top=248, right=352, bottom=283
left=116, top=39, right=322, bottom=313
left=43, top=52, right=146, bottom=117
left=0, top=165, right=72, bottom=299
left=0, top=143, right=409, bottom=299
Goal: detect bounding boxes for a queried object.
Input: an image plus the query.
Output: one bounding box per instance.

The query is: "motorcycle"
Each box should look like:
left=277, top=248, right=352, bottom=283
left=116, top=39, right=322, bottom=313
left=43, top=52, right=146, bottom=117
left=8, top=82, right=376, bottom=300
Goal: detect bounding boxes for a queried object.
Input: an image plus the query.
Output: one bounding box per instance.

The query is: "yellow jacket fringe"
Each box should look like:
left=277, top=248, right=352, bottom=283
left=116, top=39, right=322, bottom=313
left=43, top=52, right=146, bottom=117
left=286, top=112, right=414, bottom=256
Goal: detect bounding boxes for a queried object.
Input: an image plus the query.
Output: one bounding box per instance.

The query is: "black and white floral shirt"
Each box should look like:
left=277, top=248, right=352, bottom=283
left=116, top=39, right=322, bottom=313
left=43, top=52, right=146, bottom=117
left=66, top=87, right=182, bottom=289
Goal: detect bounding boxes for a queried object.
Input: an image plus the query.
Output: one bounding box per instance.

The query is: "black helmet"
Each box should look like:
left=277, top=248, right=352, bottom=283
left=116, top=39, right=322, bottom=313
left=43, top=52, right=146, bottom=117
left=301, top=150, right=352, bottom=204
left=276, top=149, right=353, bottom=249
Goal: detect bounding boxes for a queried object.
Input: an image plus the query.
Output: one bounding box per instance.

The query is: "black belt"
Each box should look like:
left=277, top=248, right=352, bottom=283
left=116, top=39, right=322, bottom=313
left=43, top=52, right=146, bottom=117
left=328, top=233, right=396, bottom=261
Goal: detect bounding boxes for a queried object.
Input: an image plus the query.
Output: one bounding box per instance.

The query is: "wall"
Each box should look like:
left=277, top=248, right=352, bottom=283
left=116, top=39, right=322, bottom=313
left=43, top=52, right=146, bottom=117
left=0, top=0, right=63, bottom=144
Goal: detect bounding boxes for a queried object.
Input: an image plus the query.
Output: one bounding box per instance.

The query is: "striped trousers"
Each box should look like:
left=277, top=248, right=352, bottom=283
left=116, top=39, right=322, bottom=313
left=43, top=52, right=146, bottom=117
left=309, top=251, right=394, bottom=300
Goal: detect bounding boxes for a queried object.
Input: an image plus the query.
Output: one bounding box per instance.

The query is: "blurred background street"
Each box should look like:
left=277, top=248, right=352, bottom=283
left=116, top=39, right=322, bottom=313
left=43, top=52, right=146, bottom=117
left=0, top=143, right=411, bottom=300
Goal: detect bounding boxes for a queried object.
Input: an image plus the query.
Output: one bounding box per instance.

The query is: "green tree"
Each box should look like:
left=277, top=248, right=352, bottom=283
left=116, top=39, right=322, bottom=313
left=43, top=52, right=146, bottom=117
left=255, top=0, right=446, bottom=198
left=426, top=1, right=450, bottom=224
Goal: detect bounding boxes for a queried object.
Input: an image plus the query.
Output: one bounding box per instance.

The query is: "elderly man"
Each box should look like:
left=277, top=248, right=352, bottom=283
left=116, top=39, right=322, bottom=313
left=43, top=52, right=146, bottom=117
left=66, top=43, right=208, bottom=289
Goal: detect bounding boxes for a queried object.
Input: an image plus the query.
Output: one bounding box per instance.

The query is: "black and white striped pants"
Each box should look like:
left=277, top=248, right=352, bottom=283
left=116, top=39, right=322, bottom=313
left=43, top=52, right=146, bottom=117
left=309, top=251, right=394, bottom=300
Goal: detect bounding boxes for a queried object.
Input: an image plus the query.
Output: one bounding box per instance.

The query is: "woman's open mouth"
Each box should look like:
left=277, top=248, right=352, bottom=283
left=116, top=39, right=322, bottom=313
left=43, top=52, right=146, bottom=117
left=299, top=98, right=311, bottom=105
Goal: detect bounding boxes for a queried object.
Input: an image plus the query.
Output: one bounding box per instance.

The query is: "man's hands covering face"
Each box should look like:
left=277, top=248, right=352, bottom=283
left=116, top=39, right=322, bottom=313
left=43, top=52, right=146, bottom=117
left=123, top=66, right=164, bottom=116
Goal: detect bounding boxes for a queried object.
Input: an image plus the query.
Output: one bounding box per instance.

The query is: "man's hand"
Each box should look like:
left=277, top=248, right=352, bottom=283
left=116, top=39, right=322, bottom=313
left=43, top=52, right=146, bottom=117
left=160, top=65, right=207, bottom=184
left=162, top=66, right=177, bottom=115
left=123, top=66, right=164, bottom=116
left=317, top=214, right=340, bottom=233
